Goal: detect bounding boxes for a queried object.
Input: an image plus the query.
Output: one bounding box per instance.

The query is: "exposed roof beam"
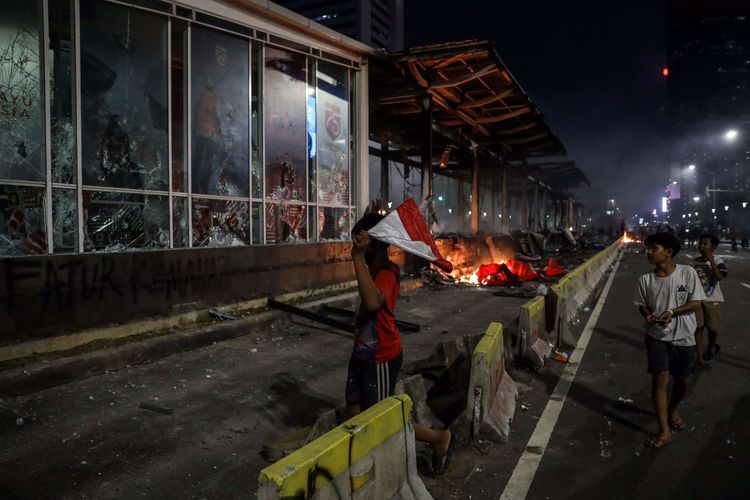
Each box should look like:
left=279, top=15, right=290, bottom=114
left=429, top=90, right=493, bottom=137
left=458, top=89, right=514, bottom=109
left=475, top=106, right=531, bottom=124
left=429, top=65, right=499, bottom=89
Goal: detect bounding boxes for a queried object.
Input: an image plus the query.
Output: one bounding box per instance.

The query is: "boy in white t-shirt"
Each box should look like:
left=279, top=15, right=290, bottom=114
left=689, top=234, right=728, bottom=367
left=634, top=233, right=706, bottom=448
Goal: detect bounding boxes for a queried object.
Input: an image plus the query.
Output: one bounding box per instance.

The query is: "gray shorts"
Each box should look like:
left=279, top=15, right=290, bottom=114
left=645, top=335, right=695, bottom=378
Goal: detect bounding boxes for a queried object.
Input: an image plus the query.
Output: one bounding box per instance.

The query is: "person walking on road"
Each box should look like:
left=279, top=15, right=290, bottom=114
left=635, top=233, right=706, bottom=448
left=346, top=202, right=456, bottom=475
left=689, top=234, right=727, bottom=367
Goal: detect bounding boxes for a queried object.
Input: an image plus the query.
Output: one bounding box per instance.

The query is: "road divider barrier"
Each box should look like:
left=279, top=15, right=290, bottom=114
left=465, top=322, right=518, bottom=441
left=258, top=395, right=432, bottom=500
left=519, top=239, right=623, bottom=362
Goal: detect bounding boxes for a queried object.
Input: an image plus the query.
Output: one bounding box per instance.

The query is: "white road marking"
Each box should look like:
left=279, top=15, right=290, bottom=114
left=500, top=251, right=624, bottom=500
left=741, top=283, right=750, bottom=290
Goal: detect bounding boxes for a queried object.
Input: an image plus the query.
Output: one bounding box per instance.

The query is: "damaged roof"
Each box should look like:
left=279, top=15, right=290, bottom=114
left=377, top=40, right=566, bottom=158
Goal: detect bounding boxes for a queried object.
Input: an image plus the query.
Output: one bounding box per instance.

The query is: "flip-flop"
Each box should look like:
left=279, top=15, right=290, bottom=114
left=432, top=432, right=456, bottom=476
left=670, top=415, right=687, bottom=430
left=645, top=435, right=672, bottom=449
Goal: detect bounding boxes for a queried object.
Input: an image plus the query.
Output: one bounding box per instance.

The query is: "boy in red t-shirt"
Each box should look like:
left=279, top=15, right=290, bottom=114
left=347, top=207, right=456, bottom=475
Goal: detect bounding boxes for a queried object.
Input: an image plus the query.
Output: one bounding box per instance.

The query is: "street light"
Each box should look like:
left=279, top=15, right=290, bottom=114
left=688, top=164, right=696, bottom=171
left=693, top=196, right=700, bottom=202
left=724, top=129, right=738, bottom=142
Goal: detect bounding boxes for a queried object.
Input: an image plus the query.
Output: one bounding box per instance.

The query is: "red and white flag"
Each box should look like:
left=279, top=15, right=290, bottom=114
left=368, top=198, right=453, bottom=273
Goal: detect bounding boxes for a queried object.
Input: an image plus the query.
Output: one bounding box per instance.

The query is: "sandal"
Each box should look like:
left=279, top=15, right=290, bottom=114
left=432, top=431, right=456, bottom=476
left=645, top=435, right=672, bottom=449
left=669, top=415, right=686, bottom=430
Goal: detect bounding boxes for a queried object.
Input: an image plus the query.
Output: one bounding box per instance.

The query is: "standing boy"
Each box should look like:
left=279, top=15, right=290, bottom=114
left=635, top=233, right=706, bottom=448
left=347, top=207, right=456, bottom=475
left=689, top=234, right=727, bottom=366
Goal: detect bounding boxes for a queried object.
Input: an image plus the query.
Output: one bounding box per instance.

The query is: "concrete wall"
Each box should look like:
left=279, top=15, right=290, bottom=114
left=1, top=243, right=410, bottom=343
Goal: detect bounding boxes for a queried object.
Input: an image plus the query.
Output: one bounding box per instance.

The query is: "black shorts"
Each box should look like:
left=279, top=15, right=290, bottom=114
left=345, top=352, right=403, bottom=410
left=645, top=335, right=695, bottom=378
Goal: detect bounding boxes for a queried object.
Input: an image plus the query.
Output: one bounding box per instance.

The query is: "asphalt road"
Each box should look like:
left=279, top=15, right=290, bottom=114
left=519, top=246, right=750, bottom=500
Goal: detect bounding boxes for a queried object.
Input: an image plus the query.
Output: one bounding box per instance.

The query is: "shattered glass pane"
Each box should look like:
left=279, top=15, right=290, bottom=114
left=79, top=1, right=168, bottom=191
left=83, top=190, right=169, bottom=251
left=265, top=202, right=306, bottom=244
left=318, top=207, right=349, bottom=241
left=172, top=195, right=187, bottom=247
left=251, top=43, right=263, bottom=199
left=307, top=206, right=317, bottom=243
left=190, top=27, right=249, bottom=197
left=0, top=1, right=45, bottom=181
left=191, top=198, right=249, bottom=247
left=171, top=20, right=187, bottom=192
left=252, top=203, right=261, bottom=244
left=265, top=48, right=306, bottom=204
left=52, top=188, right=77, bottom=252
left=49, top=0, right=76, bottom=184
left=0, top=184, right=47, bottom=256
left=316, top=62, right=349, bottom=206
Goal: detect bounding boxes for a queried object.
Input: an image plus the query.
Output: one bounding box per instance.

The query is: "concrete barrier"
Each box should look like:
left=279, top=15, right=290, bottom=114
left=549, top=240, right=622, bottom=347
left=518, top=296, right=551, bottom=367
left=465, top=322, right=517, bottom=442
left=258, top=395, right=431, bottom=500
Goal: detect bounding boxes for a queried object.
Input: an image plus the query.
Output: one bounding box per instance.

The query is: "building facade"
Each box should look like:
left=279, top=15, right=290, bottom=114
left=667, top=0, right=750, bottom=226
left=274, top=0, right=404, bottom=51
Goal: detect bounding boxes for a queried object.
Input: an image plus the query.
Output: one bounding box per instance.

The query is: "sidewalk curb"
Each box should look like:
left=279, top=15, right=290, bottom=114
left=0, top=279, right=425, bottom=398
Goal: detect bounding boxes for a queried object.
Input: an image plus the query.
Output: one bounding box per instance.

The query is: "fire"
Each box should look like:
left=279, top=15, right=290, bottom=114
left=451, top=266, right=483, bottom=285
left=622, top=232, right=640, bottom=244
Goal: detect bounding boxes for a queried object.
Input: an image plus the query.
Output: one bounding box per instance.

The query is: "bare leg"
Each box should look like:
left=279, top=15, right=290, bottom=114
left=669, top=377, right=689, bottom=423
left=695, top=326, right=706, bottom=367
left=651, top=372, right=671, bottom=440
left=706, top=329, right=718, bottom=354
left=413, top=423, right=452, bottom=470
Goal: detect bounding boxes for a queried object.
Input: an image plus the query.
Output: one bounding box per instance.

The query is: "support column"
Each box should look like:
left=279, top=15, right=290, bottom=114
left=532, top=180, right=539, bottom=231
left=501, top=166, right=509, bottom=232
left=470, top=146, right=479, bottom=233
left=380, top=137, right=389, bottom=203
left=420, top=97, right=433, bottom=202
left=521, top=174, right=528, bottom=229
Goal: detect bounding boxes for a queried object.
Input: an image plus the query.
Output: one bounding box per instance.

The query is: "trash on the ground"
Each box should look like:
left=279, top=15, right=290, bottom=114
left=138, top=402, right=174, bottom=414
left=208, top=308, right=237, bottom=321
left=520, top=402, right=531, bottom=411
left=617, top=397, right=634, bottom=404
left=250, top=348, right=258, bottom=353
left=583, top=306, right=591, bottom=312
left=15, top=417, right=23, bottom=426
left=634, top=451, right=641, bottom=457
left=536, top=284, right=548, bottom=296
left=551, top=350, right=569, bottom=362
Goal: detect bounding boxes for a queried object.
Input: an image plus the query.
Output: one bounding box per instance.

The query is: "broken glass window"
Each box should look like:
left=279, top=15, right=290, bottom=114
left=79, top=1, right=168, bottom=191
left=264, top=48, right=307, bottom=204
left=0, top=1, right=45, bottom=182
left=83, top=190, right=168, bottom=251
left=0, top=184, right=47, bottom=256
left=191, top=198, right=249, bottom=247
left=49, top=0, right=77, bottom=184
left=318, top=207, right=349, bottom=241
left=172, top=195, right=187, bottom=248
left=251, top=42, right=263, bottom=199
left=252, top=202, right=261, bottom=244
left=190, top=27, right=249, bottom=197
left=265, top=202, right=307, bottom=244
left=171, top=19, right=187, bottom=192
left=316, top=62, right=349, bottom=206
left=52, top=188, right=77, bottom=252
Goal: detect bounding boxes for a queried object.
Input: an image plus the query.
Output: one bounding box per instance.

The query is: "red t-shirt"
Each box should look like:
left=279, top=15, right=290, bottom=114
left=353, top=263, right=402, bottom=363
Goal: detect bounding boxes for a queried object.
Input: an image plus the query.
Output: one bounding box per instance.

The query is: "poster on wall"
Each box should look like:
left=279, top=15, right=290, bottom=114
left=266, top=202, right=306, bottom=244
left=316, top=62, right=349, bottom=206
left=79, top=0, right=168, bottom=191
left=264, top=47, right=306, bottom=204
left=0, top=1, right=45, bottom=182
left=191, top=27, right=249, bottom=197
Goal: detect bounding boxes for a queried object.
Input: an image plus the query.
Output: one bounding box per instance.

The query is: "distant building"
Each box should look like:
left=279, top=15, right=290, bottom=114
left=274, top=0, right=404, bottom=51
left=667, top=0, right=750, bottom=225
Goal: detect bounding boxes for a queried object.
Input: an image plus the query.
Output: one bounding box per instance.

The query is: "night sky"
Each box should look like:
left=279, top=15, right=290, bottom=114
left=405, top=0, right=669, bottom=220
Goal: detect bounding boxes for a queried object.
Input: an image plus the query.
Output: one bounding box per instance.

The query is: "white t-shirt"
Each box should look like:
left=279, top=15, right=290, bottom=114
left=634, top=264, right=707, bottom=346
left=688, top=256, right=727, bottom=302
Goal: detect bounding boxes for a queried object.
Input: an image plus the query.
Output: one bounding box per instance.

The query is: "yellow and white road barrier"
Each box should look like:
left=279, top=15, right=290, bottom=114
left=258, top=395, right=431, bottom=500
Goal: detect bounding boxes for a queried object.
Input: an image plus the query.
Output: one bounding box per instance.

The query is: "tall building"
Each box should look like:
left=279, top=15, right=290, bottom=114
left=667, top=0, right=750, bottom=226
left=274, top=0, right=404, bottom=51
